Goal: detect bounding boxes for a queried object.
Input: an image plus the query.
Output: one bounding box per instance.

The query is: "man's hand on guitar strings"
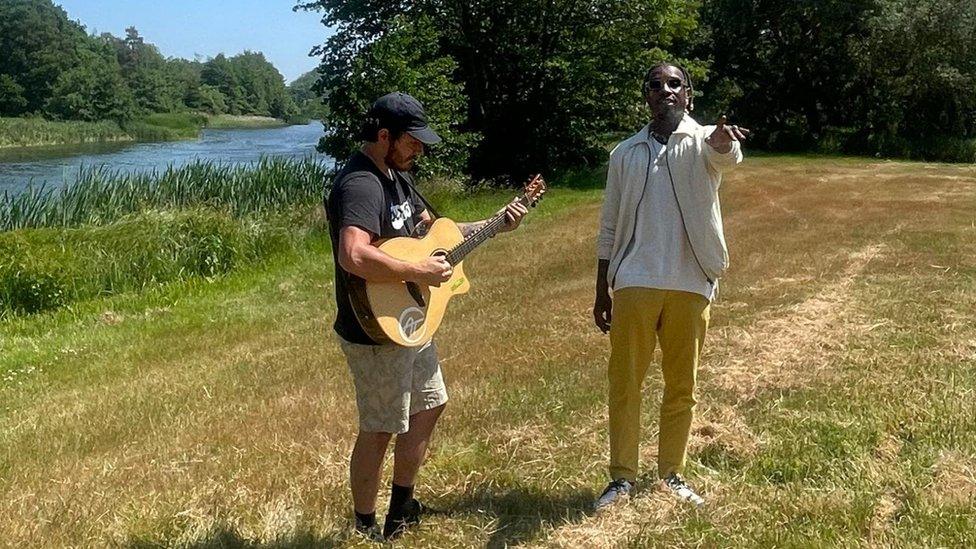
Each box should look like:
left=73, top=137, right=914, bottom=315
left=410, top=255, right=453, bottom=287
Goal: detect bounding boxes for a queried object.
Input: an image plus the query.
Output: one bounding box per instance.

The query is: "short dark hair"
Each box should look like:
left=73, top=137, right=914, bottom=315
left=642, top=63, right=695, bottom=112
left=359, top=116, right=405, bottom=143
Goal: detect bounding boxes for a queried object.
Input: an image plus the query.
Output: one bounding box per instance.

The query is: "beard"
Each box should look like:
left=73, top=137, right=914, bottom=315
left=650, top=98, right=686, bottom=134
left=654, top=101, right=684, bottom=124
left=385, top=151, right=414, bottom=172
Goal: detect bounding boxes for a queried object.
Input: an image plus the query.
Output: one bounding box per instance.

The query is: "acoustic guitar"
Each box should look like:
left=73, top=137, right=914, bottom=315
left=348, top=175, right=547, bottom=346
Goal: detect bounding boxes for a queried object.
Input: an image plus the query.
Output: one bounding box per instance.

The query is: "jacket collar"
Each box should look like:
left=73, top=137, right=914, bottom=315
left=634, top=114, right=701, bottom=147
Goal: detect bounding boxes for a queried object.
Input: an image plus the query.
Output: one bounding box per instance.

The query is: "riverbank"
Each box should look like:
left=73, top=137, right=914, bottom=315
left=0, top=118, right=133, bottom=149
left=0, top=156, right=332, bottom=315
left=206, top=114, right=290, bottom=129
left=0, top=114, right=297, bottom=149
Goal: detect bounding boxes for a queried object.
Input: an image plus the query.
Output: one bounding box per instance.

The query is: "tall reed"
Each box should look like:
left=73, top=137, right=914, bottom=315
left=0, top=156, right=334, bottom=231
left=0, top=117, right=131, bottom=148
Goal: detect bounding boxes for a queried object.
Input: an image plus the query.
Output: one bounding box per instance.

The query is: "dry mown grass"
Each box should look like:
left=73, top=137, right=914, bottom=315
left=1, top=156, right=975, bottom=547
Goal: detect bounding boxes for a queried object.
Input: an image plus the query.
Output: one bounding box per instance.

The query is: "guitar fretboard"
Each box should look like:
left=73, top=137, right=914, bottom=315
left=445, top=195, right=531, bottom=266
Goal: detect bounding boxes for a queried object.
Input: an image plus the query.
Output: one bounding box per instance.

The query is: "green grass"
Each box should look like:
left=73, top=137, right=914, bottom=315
left=122, top=112, right=210, bottom=141
left=0, top=117, right=132, bottom=148
left=1, top=156, right=975, bottom=546
left=0, top=208, right=311, bottom=317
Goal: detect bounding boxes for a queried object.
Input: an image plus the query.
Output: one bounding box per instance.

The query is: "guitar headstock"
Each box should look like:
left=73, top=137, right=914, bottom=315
left=522, top=174, right=547, bottom=207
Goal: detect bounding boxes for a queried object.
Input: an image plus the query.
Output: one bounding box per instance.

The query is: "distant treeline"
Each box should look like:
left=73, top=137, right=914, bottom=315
left=298, top=0, right=976, bottom=180
left=0, top=0, right=325, bottom=124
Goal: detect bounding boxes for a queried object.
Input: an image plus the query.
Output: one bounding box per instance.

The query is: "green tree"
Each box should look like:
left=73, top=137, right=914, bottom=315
left=695, top=0, right=879, bottom=150
left=288, top=69, right=329, bottom=121
left=202, top=51, right=296, bottom=118
left=0, top=0, right=88, bottom=116
left=0, top=74, right=28, bottom=113
left=201, top=54, right=246, bottom=114
left=106, top=27, right=184, bottom=114
left=298, top=0, right=701, bottom=180
left=234, top=51, right=296, bottom=118
left=190, top=84, right=228, bottom=115
left=44, top=40, right=135, bottom=122
left=319, top=16, right=474, bottom=177
left=852, top=0, right=976, bottom=144
left=167, top=58, right=206, bottom=109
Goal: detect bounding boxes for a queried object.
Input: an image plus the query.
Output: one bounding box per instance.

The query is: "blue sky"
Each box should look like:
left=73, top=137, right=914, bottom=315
left=55, top=1, right=333, bottom=83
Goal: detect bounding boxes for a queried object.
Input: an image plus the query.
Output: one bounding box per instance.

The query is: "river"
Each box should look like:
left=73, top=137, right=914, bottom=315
left=0, top=121, right=330, bottom=196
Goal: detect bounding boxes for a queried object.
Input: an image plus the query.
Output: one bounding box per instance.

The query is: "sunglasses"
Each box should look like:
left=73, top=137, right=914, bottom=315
left=646, top=78, right=685, bottom=92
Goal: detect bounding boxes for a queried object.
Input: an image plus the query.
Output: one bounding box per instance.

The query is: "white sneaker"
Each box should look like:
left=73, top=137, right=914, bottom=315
left=664, top=473, right=704, bottom=507
left=594, top=478, right=634, bottom=512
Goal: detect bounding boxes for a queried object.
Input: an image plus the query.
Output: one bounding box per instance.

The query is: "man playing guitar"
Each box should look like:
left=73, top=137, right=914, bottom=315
left=325, top=92, right=527, bottom=540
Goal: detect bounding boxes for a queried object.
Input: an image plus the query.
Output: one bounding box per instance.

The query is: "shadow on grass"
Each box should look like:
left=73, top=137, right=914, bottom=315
left=445, top=483, right=596, bottom=548
left=121, top=485, right=593, bottom=548
left=125, top=527, right=349, bottom=549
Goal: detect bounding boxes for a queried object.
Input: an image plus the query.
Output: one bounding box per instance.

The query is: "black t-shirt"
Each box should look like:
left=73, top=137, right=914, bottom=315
left=326, top=151, right=426, bottom=344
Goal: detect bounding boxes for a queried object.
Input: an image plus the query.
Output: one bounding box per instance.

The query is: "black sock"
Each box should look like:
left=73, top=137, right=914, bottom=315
left=355, top=511, right=376, bottom=529
left=389, top=483, right=414, bottom=514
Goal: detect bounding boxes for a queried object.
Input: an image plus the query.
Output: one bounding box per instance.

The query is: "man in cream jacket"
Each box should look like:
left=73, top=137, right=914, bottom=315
left=593, top=63, right=749, bottom=510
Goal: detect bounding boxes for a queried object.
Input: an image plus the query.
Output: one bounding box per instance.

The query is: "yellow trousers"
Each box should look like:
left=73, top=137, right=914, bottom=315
left=608, top=287, right=710, bottom=481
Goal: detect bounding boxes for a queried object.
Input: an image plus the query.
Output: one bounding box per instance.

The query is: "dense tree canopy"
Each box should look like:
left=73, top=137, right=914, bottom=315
left=693, top=0, right=976, bottom=157
left=298, top=0, right=701, bottom=179
left=0, top=0, right=89, bottom=116
left=0, top=0, right=298, bottom=122
left=200, top=52, right=296, bottom=118
left=300, top=0, right=976, bottom=176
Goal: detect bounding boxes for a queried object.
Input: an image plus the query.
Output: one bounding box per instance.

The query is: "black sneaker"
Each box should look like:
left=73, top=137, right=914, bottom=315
left=383, top=498, right=424, bottom=539
left=594, top=478, right=634, bottom=512
left=663, top=473, right=704, bottom=506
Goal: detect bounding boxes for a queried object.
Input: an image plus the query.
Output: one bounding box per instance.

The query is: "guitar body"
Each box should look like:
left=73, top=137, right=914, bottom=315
left=348, top=217, right=470, bottom=347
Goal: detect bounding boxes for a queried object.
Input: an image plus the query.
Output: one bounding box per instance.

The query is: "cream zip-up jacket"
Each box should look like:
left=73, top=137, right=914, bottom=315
left=597, top=114, right=743, bottom=287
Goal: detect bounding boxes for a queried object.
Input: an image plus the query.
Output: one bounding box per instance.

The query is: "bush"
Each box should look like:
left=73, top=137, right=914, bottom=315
left=143, top=112, right=209, bottom=131
left=835, top=131, right=976, bottom=163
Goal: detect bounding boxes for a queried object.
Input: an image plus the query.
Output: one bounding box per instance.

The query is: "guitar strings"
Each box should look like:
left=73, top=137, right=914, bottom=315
left=446, top=195, right=530, bottom=265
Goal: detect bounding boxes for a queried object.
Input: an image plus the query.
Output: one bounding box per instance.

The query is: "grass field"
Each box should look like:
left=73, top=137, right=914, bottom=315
left=1, top=156, right=975, bottom=547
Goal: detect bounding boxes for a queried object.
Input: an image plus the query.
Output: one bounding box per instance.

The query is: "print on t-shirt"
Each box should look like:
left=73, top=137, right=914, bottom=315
left=390, top=200, right=414, bottom=230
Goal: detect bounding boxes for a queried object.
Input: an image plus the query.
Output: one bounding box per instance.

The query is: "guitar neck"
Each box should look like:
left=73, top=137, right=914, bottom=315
left=445, top=195, right=530, bottom=265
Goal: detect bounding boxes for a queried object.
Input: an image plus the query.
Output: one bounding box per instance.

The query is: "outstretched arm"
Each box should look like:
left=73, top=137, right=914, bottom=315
left=704, top=115, right=749, bottom=173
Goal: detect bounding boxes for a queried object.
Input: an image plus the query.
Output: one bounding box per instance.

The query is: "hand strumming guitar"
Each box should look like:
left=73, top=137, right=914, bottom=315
left=409, top=255, right=453, bottom=287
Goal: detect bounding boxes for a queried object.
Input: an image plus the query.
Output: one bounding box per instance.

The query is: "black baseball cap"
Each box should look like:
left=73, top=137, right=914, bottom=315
left=368, top=92, right=442, bottom=145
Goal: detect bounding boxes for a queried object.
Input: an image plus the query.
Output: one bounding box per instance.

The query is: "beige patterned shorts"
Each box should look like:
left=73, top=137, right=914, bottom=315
left=338, top=336, right=448, bottom=434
